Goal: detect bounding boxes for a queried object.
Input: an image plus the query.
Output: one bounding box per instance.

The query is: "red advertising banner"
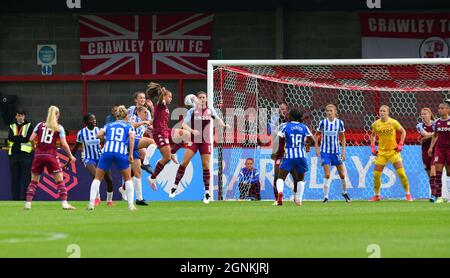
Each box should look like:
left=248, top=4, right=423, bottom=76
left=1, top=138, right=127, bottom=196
left=79, top=14, right=214, bottom=75
left=360, top=13, right=450, bottom=58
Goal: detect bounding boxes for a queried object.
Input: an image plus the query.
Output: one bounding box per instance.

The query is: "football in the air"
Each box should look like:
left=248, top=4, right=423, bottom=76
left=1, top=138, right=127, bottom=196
left=184, top=94, right=198, bottom=108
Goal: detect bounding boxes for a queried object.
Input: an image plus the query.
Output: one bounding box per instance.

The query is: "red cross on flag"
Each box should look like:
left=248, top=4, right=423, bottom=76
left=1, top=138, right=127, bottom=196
left=79, top=14, right=214, bottom=75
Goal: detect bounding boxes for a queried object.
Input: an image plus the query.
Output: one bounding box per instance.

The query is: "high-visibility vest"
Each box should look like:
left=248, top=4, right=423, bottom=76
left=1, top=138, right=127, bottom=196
left=8, top=122, right=32, bottom=155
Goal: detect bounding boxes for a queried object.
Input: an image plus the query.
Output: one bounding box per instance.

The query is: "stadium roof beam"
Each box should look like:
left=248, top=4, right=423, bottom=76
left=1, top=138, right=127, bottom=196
left=1, top=0, right=449, bottom=13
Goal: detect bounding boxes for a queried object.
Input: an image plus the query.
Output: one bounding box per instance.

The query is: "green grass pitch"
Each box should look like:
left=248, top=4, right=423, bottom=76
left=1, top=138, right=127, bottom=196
left=0, top=200, right=449, bottom=258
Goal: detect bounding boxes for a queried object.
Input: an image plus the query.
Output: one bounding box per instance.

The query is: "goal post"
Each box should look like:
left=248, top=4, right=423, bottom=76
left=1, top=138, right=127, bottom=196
left=208, top=58, right=450, bottom=201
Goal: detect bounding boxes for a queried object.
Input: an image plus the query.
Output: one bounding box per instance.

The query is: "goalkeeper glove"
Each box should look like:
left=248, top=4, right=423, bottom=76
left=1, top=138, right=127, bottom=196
left=371, top=144, right=378, bottom=156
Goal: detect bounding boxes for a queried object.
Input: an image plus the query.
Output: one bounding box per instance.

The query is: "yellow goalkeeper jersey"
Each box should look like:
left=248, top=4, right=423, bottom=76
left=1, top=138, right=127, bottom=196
left=371, top=118, right=402, bottom=152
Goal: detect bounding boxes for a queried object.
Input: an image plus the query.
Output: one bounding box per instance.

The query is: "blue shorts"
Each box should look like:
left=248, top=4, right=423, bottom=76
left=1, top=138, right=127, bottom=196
left=279, top=157, right=309, bottom=174
left=83, top=158, right=99, bottom=168
left=321, top=153, right=343, bottom=166
left=133, top=150, right=141, bottom=160
left=97, top=152, right=130, bottom=171
left=133, top=138, right=141, bottom=159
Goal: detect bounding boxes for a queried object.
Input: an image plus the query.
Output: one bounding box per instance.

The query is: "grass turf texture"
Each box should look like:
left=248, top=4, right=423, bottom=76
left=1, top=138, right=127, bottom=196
left=0, top=200, right=449, bottom=258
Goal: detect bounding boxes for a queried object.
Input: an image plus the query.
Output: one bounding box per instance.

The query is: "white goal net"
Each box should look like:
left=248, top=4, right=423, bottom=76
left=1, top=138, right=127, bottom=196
left=208, top=59, right=450, bottom=201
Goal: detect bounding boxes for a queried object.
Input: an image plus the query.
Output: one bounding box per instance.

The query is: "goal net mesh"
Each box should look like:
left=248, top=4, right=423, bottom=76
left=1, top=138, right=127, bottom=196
left=212, top=62, right=450, bottom=201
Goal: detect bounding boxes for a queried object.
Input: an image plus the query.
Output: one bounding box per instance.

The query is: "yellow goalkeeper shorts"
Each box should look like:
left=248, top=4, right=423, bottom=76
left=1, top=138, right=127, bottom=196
left=374, top=150, right=402, bottom=166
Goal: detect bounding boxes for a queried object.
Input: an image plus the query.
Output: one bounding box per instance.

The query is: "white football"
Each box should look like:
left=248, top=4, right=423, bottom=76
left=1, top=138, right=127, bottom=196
left=184, top=94, right=198, bottom=108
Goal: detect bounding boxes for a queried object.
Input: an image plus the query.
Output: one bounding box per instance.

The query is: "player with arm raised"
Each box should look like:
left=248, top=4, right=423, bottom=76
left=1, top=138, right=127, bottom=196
left=146, top=82, right=192, bottom=189
left=24, top=106, right=77, bottom=210
left=276, top=108, right=319, bottom=206
left=168, top=91, right=229, bottom=204
left=315, top=104, right=351, bottom=203
left=87, top=106, right=136, bottom=210
left=370, top=105, right=411, bottom=202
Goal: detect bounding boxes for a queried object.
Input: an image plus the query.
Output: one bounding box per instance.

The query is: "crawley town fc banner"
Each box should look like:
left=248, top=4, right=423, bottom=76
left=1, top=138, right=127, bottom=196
left=79, top=14, right=213, bottom=75
left=360, top=13, right=450, bottom=58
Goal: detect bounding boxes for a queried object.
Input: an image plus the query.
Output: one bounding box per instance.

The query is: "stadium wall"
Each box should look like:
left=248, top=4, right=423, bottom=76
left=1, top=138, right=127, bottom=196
left=0, top=12, right=361, bottom=130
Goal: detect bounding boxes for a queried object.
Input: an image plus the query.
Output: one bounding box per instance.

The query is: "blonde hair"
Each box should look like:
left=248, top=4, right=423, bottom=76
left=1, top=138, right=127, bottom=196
left=135, top=105, right=148, bottom=115
left=116, top=105, right=128, bottom=120
left=146, top=82, right=162, bottom=99
left=45, top=106, right=60, bottom=132
left=325, top=104, right=337, bottom=115
left=380, top=105, right=390, bottom=113
left=421, top=107, right=435, bottom=121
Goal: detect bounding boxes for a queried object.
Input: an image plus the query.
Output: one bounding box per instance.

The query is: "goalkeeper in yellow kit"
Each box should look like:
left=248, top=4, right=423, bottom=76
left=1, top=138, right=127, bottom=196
left=370, top=105, right=412, bottom=202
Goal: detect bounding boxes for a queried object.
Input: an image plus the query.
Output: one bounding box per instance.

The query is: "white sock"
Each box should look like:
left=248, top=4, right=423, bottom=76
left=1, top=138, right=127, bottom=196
left=276, top=179, right=284, bottom=194
left=107, top=192, right=113, bottom=202
left=143, top=144, right=157, bottom=165
left=298, top=181, right=305, bottom=201
left=125, top=180, right=134, bottom=207
left=89, top=179, right=101, bottom=207
left=323, top=178, right=330, bottom=198
left=62, top=200, right=68, bottom=207
left=133, top=176, right=143, bottom=201
left=96, top=191, right=100, bottom=199
left=340, top=178, right=347, bottom=194
left=446, top=177, right=450, bottom=198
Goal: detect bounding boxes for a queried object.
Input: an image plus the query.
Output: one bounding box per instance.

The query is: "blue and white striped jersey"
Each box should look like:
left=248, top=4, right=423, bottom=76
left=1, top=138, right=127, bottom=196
left=76, top=127, right=102, bottom=160
left=129, top=115, right=146, bottom=139
left=128, top=106, right=151, bottom=121
left=102, top=121, right=134, bottom=155
left=278, top=121, right=312, bottom=159
left=317, top=118, right=345, bottom=154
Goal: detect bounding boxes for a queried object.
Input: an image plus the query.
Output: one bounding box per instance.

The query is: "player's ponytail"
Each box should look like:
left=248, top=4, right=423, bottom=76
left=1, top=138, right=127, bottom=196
left=116, top=105, right=128, bottom=121
left=146, top=82, right=162, bottom=99
left=45, top=105, right=60, bottom=132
